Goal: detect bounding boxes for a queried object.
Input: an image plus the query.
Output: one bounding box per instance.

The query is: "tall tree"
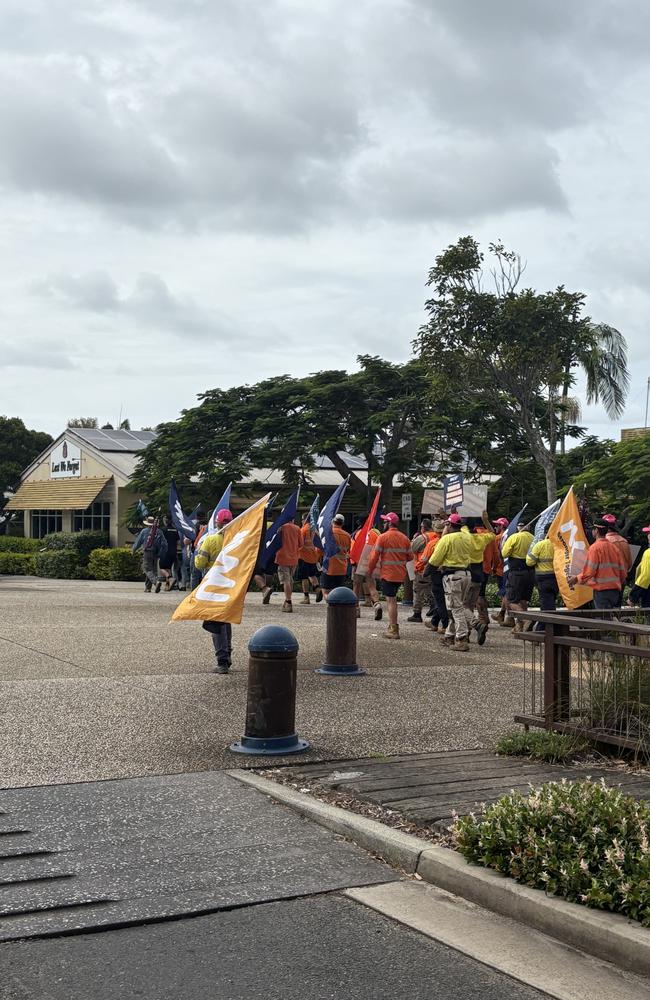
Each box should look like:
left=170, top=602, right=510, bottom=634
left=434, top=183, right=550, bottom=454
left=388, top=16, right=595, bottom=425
left=416, top=237, right=629, bottom=503
left=0, top=417, right=52, bottom=510
left=67, top=417, right=98, bottom=428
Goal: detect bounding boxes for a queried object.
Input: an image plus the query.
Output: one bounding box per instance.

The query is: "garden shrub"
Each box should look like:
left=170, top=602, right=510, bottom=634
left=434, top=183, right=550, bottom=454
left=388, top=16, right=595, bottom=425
left=88, top=547, right=143, bottom=581
left=34, top=550, right=80, bottom=579
left=495, top=729, right=586, bottom=764
left=0, top=537, right=42, bottom=553
left=453, top=779, right=650, bottom=926
left=0, top=552, right=36, bottom=575
left=42, top=531, right=109, bottom=565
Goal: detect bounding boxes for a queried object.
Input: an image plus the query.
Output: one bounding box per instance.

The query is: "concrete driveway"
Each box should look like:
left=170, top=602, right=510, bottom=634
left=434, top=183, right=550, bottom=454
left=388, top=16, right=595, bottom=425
left=0, top=578, right=526, bottom=787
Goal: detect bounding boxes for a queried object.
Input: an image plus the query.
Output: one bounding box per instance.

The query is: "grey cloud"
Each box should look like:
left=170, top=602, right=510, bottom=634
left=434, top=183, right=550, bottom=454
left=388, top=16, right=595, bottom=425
left=35, top=269, right=238, bottom=342
left=2, top=344, right=75, bottom=370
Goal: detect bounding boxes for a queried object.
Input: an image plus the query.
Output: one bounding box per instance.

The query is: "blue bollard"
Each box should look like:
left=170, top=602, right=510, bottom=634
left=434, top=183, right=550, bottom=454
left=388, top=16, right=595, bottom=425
left=316, top=586, right=365, bottom=676
left=230, top=625, right=309, bottom=755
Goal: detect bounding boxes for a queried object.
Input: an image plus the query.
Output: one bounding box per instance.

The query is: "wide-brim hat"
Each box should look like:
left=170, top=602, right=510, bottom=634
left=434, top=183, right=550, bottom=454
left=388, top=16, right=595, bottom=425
left=143, top=516, right=155, bottom=526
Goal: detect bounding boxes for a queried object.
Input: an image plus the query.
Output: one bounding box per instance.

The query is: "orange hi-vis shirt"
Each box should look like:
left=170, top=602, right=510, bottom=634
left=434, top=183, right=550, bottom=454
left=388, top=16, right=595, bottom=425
left=577, top=538, right=628, bottom=591
left=276, top=522, right=302, bottom=567
left=475, top=526, right=500, bottom=575
left=368, top=528, right=413, bottom=582
left=328, top=526, right=352, bottom=575
left=298, top=522, right=322, bottom=564
left=415, top=533, right=441, bottom=574
left=606, top=531, right=633, bottom=571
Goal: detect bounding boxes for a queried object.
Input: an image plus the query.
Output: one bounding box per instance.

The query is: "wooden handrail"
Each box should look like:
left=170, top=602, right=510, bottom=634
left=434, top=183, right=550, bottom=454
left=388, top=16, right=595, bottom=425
left=512, top=610, right=650, bottom=636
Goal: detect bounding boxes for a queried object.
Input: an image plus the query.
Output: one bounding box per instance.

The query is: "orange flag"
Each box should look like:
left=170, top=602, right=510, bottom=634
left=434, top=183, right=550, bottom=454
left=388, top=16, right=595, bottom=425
left=350, top=488, right=381, bottom=571
left=171, top=493, right=271, bottom=625
left=548, top=486, right=592, bottom=610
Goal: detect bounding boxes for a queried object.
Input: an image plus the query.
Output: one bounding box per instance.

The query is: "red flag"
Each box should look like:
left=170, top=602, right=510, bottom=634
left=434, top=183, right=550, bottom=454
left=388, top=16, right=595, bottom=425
left=350, top=488, right=381, bottom=566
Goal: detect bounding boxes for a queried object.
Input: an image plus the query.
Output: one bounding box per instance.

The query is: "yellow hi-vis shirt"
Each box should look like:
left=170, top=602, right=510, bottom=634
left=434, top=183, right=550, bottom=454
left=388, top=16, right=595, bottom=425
left=429, top=530, right=471, bottom=569
left=501, top=530, right=535, bottom=560
left=635, top=547, right=650, bottom=589
left=194, top=531, right=224, bottom=572
left=466, top=530, right=495, bottom=563
left=526, top=539, right=554, bottom=574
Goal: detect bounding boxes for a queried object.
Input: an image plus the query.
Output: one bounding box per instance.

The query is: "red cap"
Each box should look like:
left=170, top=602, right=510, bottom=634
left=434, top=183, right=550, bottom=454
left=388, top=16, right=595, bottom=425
left=642, top=526, right=650, bottom=534
left=602, top=513, right=617, bottom=525
left=380, top=512, right=399, bottom=525
left=447, top=513, right=463, bottom=525
left=216, top=509, right=233, bottom=525
left=493, top=517, right=509, bottom=528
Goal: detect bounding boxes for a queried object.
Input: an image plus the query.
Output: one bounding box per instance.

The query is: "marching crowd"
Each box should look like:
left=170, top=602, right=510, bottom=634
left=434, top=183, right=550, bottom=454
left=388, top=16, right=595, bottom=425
left=133, top=500, right=650, bottom=667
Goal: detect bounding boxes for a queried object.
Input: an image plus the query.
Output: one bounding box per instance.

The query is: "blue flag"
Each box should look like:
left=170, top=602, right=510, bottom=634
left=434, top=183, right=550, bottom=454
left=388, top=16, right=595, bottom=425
left=532, top=499, right=561, bottom=544
left=308, top=494, right=320, bottom=547
left=500, top=504, right=528, bottom=571
left=260, top=487, right=300, bottom=570
left=169, top=479, right=197, bottom=541
left=317, top=478, right=349, bottom=571
left=135, top=499, right=149, bottom=521
left=206, top=482, right=232, bottom=535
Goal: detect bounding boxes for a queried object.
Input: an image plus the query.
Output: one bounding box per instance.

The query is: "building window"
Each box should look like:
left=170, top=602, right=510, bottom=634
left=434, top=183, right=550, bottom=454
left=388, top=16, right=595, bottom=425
left=30, top=510, right=62, bottom=538
left=72, top=501, right=111, bottom=534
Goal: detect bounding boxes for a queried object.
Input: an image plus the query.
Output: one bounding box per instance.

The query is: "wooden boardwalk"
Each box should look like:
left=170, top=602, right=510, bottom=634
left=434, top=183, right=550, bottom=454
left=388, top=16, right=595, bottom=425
left=282, top=750, right=650, bottom=829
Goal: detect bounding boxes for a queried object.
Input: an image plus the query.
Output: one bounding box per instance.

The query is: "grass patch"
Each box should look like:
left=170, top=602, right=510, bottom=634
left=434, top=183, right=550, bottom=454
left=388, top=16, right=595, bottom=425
left=495, top=729, right=586, bottom=764
left=453, top=779, right=650, bottom=926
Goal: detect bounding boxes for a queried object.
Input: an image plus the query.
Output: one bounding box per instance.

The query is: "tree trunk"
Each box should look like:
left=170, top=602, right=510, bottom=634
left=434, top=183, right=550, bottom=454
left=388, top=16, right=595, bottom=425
left=519, top=404, right=558, bottom=505
left=324, top=448, right=368, bottom=500
left=543, top=463, right=557, bottom=506
left=380, top=475, right=394, bottom=512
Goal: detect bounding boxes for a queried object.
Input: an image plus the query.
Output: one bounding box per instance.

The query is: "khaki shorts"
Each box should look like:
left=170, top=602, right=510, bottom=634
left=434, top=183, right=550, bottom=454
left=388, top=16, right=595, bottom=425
left=277, top=565, right=295, bottom=585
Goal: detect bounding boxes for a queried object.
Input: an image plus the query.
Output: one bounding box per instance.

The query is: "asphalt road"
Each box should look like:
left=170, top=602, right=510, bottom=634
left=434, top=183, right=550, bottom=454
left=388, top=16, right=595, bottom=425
left=0, top=578, right=527, bottom=788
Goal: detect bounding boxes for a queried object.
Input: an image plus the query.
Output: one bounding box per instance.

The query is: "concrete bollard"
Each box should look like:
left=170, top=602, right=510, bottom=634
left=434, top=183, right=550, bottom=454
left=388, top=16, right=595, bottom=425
left=229, top=625, right=310, bottom=756
left=316, top=586, right=365, bottom=676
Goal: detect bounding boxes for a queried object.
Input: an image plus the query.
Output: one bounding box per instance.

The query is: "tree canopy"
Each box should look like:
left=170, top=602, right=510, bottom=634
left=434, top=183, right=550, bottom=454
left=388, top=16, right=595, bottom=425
left=0, top=417, right=52, bottom=510
left=574, top=434, right=650, bottom=536
left=416, top=237, right=629, bottom=503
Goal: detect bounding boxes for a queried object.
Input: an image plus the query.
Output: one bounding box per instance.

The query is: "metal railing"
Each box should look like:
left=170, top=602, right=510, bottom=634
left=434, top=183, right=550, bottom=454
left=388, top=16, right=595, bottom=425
left=514, top=608, right=650, bottom=754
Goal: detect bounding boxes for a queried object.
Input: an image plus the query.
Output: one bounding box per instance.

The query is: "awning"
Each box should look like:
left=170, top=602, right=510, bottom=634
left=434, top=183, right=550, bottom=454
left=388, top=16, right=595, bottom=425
left=5, top=477, right=111, bottom=511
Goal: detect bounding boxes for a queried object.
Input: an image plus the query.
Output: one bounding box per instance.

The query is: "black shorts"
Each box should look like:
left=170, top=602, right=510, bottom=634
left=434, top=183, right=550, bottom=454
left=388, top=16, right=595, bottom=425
left=380, top=579, right=400, bottom=598
left=506, top=568, right=535, bottom=603
left=295, top=559, right=319, bottom=582
left=321, top=573, right=348, bottom=590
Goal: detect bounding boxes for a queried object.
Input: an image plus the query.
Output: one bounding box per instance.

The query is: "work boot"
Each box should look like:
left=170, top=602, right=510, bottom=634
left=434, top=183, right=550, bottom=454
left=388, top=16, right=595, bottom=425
left=439, top=635, right=455, bottom=647
left=282, top=600, right=293, bottom=613
left=262, top=586, right=273, bottom=605
left=475, top=622, right=489, bottom=646
left=373, top=602, right=383, bottom=621
left=512, top=620, right=523, bottom=634
left=424, top=620, right=434, bottom=631
left=501, top=617, right=515, bottom=628
left=407, top=611, right=422, bottom=623
left=300, top=594, right=310, bottom=605
left=144, top=584, right=151, bottom=593
left=491, top=610, right=505, bottom=625
left=154, top=581, right=162, bottom=593
left=213, top=660, right=231, bottom=675
left=315, top=589, right=324, bottom=603
left=363, top=598, right=373, bottom=608
left=437, top=625, right=447, bottom=634
left=384, top=624, right=400, bottom=639
left=454, top=638, right=470, bottom=652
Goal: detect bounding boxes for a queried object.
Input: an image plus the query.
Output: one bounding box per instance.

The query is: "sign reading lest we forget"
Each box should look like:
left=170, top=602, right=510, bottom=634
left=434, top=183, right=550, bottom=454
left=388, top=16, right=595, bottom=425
left=50, top=440, right=81, bottom=478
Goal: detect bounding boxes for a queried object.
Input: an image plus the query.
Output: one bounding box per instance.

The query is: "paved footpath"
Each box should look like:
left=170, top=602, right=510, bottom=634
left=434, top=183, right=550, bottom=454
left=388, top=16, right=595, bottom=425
left=0, top=771, right=547, bottom=1000
left=0, top=578, right=527, bottom=788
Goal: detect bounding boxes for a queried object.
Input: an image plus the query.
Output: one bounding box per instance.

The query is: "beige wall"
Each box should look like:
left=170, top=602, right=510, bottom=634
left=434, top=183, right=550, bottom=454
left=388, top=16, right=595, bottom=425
left=116, top=487, right=139, bottom=548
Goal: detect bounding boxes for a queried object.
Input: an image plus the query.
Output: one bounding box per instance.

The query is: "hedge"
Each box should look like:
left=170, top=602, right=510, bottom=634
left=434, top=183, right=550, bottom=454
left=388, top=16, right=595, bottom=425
left=88, top=547, right=143, bottom=581
left=0, top=552, right=36, bottom=575
left=0, top=537, right=42, bottom=553
left=34, top=550, right=82, bottom=579
left=41, top=531, right=109, bottom=565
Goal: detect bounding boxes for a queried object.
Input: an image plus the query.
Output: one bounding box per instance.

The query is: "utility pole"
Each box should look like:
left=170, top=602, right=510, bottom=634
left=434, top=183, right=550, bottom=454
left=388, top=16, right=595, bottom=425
left=645, top=377, right=650, bottom=431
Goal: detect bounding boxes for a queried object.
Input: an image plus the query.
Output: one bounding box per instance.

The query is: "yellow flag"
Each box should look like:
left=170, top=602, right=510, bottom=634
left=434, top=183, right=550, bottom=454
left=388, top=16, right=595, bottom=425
left=548, top=486, right=592, bottom=610
left=171, top=493, right=271, bottom=625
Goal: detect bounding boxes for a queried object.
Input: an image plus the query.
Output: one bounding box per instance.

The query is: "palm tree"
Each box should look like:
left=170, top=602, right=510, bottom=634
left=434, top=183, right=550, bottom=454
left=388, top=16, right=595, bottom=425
left=559, top=323, right=629, bottom=455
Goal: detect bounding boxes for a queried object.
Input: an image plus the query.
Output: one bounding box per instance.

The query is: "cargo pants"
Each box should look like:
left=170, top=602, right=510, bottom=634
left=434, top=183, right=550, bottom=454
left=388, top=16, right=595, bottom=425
left=413, top=573, right=433, bottom=613
left=442, top=569, right=473, bottom=641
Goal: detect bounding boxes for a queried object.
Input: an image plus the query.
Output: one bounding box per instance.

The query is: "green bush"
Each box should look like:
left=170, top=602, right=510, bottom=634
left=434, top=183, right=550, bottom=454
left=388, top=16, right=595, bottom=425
left=485, top=582, right=541, bottom=608
left=88, top=547, right=143, bottom=581
left=495, top=729, right=586, bottom=764
left=0, top=552, right=36, bottom=575
left=34, top=550, right=80, bottom=579
left=42, top=531, right=109, bottom=565
left=0, top=537, right=42, bottom=553
left=453, top=779, right=650, bottom=926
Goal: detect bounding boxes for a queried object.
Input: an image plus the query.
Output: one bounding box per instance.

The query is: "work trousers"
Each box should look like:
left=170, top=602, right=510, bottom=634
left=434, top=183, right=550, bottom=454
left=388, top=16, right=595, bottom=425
left=202, top=621, right=232, bottom=664
left=429, top=571, right=449, bottom=629
left=593, top=589, right=622, bottom=610
left=413, top=574, right=433, bottom=613
left=443, top=570, right=473, bottom=640
left=142, top=551, right=159, bottom=589
left=536, top=573, right=559, bottom=613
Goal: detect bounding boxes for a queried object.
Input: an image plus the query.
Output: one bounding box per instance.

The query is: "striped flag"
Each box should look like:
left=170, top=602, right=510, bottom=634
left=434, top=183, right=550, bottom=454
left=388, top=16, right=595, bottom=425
left=169, top=479, right=197, bottom=541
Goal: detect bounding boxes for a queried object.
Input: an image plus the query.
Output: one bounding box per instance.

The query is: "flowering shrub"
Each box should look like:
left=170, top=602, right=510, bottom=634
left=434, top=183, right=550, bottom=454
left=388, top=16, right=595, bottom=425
left=453, top=780, right=650, bottom=926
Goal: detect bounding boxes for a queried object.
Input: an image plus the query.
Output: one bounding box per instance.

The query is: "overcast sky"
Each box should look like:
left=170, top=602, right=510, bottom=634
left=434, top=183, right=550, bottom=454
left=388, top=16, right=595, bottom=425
left=2, top=0, right=649, bottom=443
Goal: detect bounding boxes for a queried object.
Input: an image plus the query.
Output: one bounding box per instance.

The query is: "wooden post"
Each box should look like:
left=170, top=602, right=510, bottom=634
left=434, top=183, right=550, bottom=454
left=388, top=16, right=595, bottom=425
left=544, top=621, right=570, bottom=726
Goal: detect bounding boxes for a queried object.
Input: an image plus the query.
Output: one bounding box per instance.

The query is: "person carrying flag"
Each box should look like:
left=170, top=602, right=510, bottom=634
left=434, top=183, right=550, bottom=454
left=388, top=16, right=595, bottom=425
left=296, top=511, right=323, bottom=604
left=490, top=516, right=511, bottom=626
left=367, top=512, right=413, bottom=639
left=601, top=512, right=633, bottom=573
left=464, top=512, right=496, bottom=645
left=408, top=517, right=437, bottom=624
left=568, top=521, right=628, bottom=609
left=321, top=513, right=352, bottom=596
left=526, top=531, right=559, bottom=625
left=427, top=513, right=472, bottom=651
left=193, top=508, right=234, bottom=672
left=132, top=516, right=168, bottom=593
left=351, top=515, right=381, bottom=618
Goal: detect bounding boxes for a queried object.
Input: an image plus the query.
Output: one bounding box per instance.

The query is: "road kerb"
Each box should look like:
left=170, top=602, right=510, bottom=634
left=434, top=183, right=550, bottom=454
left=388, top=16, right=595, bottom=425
left=228, top=769, right=650, bottom=979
